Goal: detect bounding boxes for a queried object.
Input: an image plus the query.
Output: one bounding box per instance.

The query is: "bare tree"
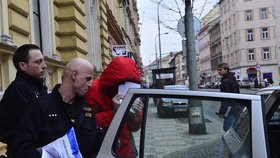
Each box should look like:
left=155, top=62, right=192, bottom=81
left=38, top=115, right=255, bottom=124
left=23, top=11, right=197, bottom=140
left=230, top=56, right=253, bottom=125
left=150, top=0, right=219, bottom=33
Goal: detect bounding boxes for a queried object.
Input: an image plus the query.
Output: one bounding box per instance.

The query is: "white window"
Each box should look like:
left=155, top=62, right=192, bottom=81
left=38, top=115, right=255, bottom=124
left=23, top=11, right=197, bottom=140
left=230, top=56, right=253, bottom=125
left=33, top=0, right=41, bottom=47
left=262, top=28, right=269, bottom=39
left=261, top=8, right=267, bottom=19
left=248, top=49, right=254, bottom=61
left=33, top=0, right=53, bottom=58
left=85, top=0, right=102, bottom=71
left=245, top=10, right=253, bottom=21
left=263, top=48, right=270, bottom=60
left=247, top=29, right=254, bottom=41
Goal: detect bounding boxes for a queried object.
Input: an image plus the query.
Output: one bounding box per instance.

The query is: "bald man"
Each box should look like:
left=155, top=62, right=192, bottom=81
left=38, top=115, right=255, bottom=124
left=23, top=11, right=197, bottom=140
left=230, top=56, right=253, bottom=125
left=13, top=58, right=101, bottom=158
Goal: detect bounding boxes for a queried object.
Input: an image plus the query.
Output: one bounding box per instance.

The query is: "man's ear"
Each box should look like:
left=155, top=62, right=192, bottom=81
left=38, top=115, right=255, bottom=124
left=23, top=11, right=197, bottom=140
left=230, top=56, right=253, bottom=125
left=71, top=70, right=78, bottom=80
left=18, top=62, right=27, bottom=71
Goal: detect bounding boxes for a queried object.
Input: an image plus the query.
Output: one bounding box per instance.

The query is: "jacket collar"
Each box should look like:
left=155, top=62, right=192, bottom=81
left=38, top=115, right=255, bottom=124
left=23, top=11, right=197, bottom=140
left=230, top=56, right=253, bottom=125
left=16, top=71, right=44, bottom=88
left=51, top=84, right=86, bottom=128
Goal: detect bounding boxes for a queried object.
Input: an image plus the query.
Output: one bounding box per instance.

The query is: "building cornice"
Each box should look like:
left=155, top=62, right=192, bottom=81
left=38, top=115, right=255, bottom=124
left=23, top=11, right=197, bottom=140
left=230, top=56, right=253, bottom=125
left=0, top=42, right=16, bottom=57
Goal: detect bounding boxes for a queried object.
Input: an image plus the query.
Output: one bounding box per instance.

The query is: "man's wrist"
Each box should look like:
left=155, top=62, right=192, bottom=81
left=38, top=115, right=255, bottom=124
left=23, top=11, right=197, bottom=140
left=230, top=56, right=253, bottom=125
left=129, top=108, right=137, bottom=117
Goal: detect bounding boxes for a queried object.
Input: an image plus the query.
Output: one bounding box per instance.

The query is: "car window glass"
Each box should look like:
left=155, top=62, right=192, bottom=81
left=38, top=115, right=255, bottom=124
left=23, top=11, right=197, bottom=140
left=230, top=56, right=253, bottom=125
left=111, top=96, right=145, bottom=158
left=221, top=107, right=251, bottom=157
left=267, top=103, right=280, bottom=157
left=111, top=94, right=251, bottom=158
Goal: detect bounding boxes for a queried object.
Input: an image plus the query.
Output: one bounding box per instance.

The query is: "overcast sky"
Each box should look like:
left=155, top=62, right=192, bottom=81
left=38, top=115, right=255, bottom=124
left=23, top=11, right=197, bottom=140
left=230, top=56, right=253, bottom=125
left=137, top=0, right=219, bottom=66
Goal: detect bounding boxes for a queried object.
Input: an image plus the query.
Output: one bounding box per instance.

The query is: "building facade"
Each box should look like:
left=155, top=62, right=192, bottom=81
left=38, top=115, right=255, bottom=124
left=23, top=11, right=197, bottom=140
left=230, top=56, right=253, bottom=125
left=197, top=5, right=220, bottom=85
left=276, top=0, right=280, bottom=79
left=219, top=0, right=278, bottom=84
left=168, top=52, right=186, bottom=84
left=145, top=51, right=186, bottom=85
left=208, top=17, right=222, bottom=82
left=198, top=25, right=212, bottom=84
left=0, top=0, right=141, bottom=89
left=0, top=0, right=140, bottom=153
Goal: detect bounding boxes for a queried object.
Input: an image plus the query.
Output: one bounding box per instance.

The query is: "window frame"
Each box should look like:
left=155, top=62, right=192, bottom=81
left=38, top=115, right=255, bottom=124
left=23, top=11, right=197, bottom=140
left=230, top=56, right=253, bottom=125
left=245, top=10, right=253, bottom=21
left=263, top=47, right=270, bottom=60
left=248, top=49, right=255, bottom=61
left=96, top=88, right=268, bottom=158
left=260, top=8, right=268, bottom=19
left=247, top=29, right=254, bottom=41
left=261, top=27, right=269, bottom=40
left=32, top=0, right=42, bottom=48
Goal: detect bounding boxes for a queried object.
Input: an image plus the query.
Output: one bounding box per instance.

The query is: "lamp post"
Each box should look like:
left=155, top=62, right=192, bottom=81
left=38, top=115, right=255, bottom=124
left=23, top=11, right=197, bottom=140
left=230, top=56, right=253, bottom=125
left=155, top=32, right=168, bottom=69
left=157, top=0, right=164, bottom=68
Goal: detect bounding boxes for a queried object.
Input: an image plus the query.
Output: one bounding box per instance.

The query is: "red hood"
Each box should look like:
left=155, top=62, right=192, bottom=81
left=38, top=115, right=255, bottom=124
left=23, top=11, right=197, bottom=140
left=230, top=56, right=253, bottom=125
left=100, top=57, right=141, bottom=91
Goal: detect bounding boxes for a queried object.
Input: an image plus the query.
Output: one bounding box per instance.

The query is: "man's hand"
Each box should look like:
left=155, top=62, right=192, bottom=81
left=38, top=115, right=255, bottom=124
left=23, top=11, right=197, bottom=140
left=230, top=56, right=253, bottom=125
left=112, top=94, right=124, bottom=112
left=131, top=98, right=143, bottom=113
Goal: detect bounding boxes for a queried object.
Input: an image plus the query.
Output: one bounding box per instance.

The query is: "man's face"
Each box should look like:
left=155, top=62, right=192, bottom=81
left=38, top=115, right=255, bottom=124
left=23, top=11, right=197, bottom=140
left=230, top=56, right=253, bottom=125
left=74, top=68, right=93, bottom=97
left=23, top=49, right=47, bottom=79
left=217, top=68, right=227, bottom=76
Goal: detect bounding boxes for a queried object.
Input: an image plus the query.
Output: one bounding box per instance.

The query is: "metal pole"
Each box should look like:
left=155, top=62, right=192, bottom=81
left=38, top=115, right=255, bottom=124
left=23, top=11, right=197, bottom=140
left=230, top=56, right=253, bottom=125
left=155, top=32, right=168, bottom=69
left=185, top=2, right=197, bottom=91
left=185, top=0, right=206, bottom=134
left=157, top=0, right=164, bottom=68
left=154, top=35, right=159, bottom=69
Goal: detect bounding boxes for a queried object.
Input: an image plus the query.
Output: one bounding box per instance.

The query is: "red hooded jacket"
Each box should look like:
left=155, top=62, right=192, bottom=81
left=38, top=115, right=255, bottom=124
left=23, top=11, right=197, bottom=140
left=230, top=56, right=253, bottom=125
left=85, top=57, right=141, bottom=157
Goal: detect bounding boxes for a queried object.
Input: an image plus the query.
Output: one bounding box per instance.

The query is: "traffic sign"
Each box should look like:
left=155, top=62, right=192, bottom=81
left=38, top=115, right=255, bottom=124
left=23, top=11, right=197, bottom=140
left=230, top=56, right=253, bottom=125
left=256, top=63, right=260, bottom=71
left=177, top=16, right=201, bottom=38
left=112, top=45, right=127, bottom=57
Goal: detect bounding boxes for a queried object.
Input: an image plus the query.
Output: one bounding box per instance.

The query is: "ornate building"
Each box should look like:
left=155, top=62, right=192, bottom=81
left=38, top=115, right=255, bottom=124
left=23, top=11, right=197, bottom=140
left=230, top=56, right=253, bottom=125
left=0, top=0, right=140, bottom=153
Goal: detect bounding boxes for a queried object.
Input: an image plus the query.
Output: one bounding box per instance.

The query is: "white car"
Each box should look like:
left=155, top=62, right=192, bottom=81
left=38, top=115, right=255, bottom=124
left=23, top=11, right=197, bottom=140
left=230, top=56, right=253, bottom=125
left=95, top=88, right=280, bottom=158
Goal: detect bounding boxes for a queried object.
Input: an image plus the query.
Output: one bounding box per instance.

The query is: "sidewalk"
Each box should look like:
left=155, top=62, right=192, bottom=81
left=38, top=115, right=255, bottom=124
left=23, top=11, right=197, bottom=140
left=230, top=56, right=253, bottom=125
left=143, top=105, right=224, bottom=158
left=163, top=138, right=220, bottom=158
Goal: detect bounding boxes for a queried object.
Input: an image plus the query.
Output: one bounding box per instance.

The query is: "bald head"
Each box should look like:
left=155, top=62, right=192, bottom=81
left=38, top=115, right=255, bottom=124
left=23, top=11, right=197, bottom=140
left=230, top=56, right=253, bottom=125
left=64, top=58, right=93, bottom=77
left=60, top=58, right=93, bottom=98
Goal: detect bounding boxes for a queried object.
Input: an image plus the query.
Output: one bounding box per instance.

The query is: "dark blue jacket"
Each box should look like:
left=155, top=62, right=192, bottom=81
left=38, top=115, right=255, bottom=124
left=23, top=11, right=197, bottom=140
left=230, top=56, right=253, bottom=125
left=0, top=71, right=47, bottom=155
left=14, top=84, right=101, bottom=158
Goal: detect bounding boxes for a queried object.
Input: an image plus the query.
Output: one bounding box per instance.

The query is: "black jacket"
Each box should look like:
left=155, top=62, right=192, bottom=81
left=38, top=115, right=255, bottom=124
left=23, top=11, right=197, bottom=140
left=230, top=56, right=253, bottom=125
left=14, top=84, right=101, bottom=158
left=218, top=72, right=241, bottom=115
left=0, top=71, right=47, bottom=154
left=220, top=72, right=239, bottom=93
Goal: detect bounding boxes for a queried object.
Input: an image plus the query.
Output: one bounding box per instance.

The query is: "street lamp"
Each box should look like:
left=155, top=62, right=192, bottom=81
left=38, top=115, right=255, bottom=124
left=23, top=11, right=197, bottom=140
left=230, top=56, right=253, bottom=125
left=157, top=0, right=164, bottom=68
left=155, top=32, right=168, bottom=69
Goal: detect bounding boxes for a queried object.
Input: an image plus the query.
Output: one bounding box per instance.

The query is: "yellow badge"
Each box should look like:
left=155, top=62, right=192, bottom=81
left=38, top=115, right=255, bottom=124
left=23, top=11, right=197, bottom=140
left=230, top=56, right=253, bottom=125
left=83, top=107, right=92, bottom=112
left=71, top=119, right=75, bottom=124
left=85, top=112, right=92, bottom=118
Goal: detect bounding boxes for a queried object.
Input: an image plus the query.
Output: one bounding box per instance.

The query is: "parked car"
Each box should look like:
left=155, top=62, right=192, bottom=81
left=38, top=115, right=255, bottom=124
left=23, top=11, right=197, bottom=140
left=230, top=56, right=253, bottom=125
left=214, top=81, right=221, bottom=89
left=238, top=78, right=251, bottom=88
left=95, top=87, right=279, bottom=158
left=256, top=85, right=280, bottom=102
left=157, top=85, right=189, bottom=118
left=205, top=82, right=215, bottom=89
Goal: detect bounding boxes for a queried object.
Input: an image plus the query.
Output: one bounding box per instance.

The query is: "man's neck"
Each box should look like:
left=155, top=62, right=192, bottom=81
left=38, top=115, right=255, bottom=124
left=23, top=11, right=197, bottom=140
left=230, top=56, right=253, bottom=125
left=58, top=86, right=74, bottom=104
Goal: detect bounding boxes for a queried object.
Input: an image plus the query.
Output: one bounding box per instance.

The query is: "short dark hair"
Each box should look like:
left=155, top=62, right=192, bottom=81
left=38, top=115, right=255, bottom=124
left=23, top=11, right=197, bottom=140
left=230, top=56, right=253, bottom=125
left=13, top=44, right=41, bottom=70
left=218, top=63, right=229, bottom=72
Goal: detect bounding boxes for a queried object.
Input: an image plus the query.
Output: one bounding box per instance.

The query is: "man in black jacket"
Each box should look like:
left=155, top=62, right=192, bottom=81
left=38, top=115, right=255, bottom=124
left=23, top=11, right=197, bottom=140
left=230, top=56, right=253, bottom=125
left=216, top=63, right=240, bottom=131
left=14, top=58, right=101, bottom=158
left=0, top=44, right=47, bottom=157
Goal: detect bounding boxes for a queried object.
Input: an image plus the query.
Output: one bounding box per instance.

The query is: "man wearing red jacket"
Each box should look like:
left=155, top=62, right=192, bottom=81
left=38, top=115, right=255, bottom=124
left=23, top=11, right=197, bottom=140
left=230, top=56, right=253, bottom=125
left=85, top=57, right=143, bottom=158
